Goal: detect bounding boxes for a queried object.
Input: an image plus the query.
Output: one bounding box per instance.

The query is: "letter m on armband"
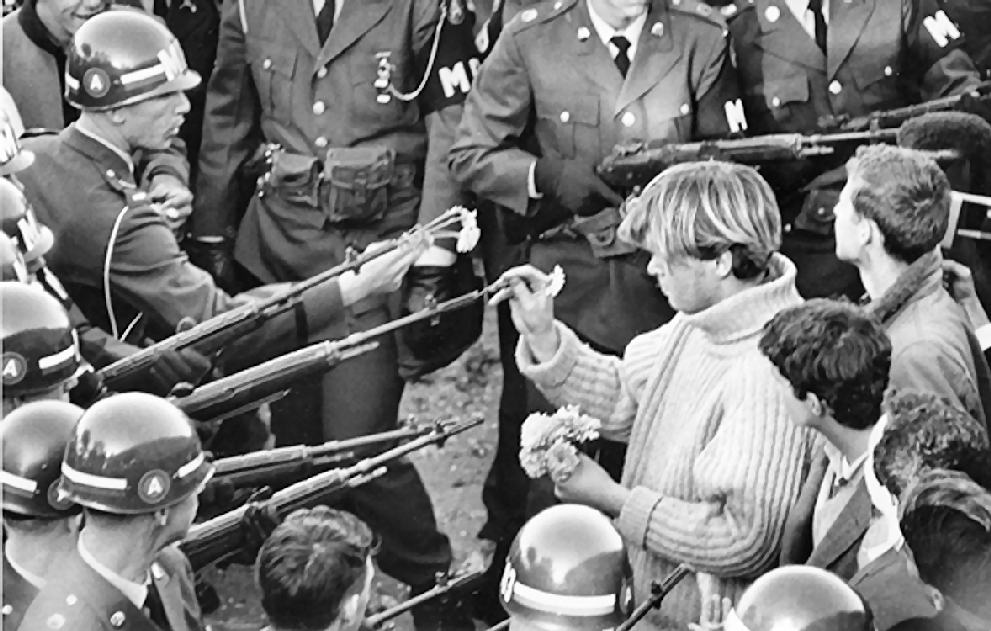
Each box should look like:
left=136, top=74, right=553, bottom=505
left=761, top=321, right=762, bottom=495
left=924, top=10, right=962, bottom=48
left=724, top=99, right=748, bottom=134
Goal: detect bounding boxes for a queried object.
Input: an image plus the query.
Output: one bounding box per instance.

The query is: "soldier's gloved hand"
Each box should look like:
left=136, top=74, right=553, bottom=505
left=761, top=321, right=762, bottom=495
left=147, top=348, right=213, bottom=397
left=222, top=488, right=281, bottom=567
left=185, top=236, right=238, bottom=291
left=959, top=92, right=991, bottom=124
left=401, top=264, right=457, bottom=356
left=196, top=477, right=239, bottom=517
left=535, top=155, right=624, bottom=217
left=70, top=367, right=109, bottom=407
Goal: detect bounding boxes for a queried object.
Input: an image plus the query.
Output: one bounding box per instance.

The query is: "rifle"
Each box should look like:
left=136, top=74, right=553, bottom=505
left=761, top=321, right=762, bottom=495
left=97, top=207, right=476, bottom=392
left=597, top=129, right=899, bottom=190
left=180, top=414, right=484, bottom=571
left=818, top=82, right=991, bottom=133
left=171, top=272, right=518, bottom=424
left=616, top=564, right=693, bottom=631
left=363, top=564, right=487, bottom=630
left=205, top=422, right=447, bottom=494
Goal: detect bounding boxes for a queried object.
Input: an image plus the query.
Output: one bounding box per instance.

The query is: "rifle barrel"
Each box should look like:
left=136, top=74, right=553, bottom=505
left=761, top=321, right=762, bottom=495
left=616, top=564, right=693, bottom=631
left=364, top=569, right=485, bottom=628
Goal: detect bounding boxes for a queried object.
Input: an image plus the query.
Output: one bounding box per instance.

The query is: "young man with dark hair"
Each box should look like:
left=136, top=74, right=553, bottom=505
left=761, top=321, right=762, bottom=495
left=760, top=299, right=895, bottom=578
left=893, top=468, right=991, bottom=630
left=256, top=507, right=377, bottom=631
left=835, top=145, right=991, bottom=427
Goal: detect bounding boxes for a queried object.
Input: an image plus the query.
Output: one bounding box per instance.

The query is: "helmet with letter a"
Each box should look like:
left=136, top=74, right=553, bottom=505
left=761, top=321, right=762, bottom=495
left=1, top=401, right=85, bottom=519
left=500, top=504, right=634, bottom=631
left=64, top=8, right=201, bottom=111
left=724, top=566, right=875, bottom=631
left=1, top=281, right=83, bottom=399
left=59, top=392, right=215, bottom=514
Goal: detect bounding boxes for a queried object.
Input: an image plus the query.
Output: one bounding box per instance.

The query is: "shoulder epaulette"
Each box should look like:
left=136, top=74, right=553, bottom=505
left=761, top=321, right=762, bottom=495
left=667, top=0, right=729, bottom=28
left=20, top=127, right=58, bottom=139
left=505, top=0, right=576, bottom=33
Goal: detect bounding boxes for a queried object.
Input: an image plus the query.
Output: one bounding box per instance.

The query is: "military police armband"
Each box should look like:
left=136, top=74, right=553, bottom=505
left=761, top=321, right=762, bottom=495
left=416, top=0, right=483, bottom=115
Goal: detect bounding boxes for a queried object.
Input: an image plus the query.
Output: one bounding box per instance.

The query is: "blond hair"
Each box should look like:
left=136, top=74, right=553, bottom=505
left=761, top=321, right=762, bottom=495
left=618, top=161, right=781, bottom=279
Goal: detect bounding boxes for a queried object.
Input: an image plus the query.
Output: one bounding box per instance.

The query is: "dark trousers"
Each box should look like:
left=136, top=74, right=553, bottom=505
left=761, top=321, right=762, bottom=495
left=241, top=270, right=452, bottom=588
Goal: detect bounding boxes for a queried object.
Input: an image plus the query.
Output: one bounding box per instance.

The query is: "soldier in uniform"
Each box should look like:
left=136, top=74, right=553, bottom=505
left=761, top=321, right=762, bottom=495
left=723, top=0, right=984, bottom=300
left=18, top=392, right=215, bottom=631
left=498, top=504, right=634, bottom=631
left=1, top=282, right=87, bottom=416
left=16, top=11, right=426, bottom=380
left=2, top=0, right=195, bottom=218
left=1, top=401, right=85, bottom=630
left=187, top=0, right=482, bottom=621
left=937, top=0, right=991, bottom=78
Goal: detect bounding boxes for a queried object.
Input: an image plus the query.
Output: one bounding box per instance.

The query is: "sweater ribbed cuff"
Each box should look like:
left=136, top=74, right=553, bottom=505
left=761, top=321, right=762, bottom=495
left=516, top=321, right=579, bottom=389
left=618, top=486, right=664, bottom=549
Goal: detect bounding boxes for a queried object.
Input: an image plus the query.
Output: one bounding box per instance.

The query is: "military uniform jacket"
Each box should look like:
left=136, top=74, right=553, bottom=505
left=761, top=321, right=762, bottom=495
left=18, top=126, right=347, bottom=370
left=16, top=546, right=206, bottom=631
left=725, top=0, right=981, bottom=224
left=2, top=554, right=39, bottom=631
left=192, top=0, right=468, bottom=283
left=449, top=0, right=742, bottom=352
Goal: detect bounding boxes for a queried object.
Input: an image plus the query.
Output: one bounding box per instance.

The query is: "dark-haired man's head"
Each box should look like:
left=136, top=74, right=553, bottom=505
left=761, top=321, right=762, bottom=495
left=760, top=299, right=891, bottom=440
left=257, top=507, right=376, bottom=631
left=873, top=391, right=991, bottom=500
left=899, top=469, right=991, bottom=623
left=835, top=145, right=950, bottom=268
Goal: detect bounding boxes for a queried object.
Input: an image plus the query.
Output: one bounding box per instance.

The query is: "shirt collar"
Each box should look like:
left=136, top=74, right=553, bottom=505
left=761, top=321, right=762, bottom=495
left=586, top=2, right=648, bottom=53
left=823, top=442, right=870, bottom=484
left=71, top=122, right=136, bottom=177
left=4, top=545, right=46, bottom=589
left=77, top=538, right=149, bottom=609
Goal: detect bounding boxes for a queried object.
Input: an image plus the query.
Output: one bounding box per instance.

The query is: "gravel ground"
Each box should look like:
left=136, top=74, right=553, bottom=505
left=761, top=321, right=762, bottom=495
left=203, top=309, right=503, bottom=631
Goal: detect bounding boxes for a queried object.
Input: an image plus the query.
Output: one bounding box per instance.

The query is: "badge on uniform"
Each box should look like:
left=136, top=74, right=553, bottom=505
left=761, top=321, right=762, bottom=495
left=83, top=68, right=111, bottom=98
left=138, top=470, right=171, bottom=504
left=923, top=10, right=961, bottom=48
left=374, top=52, right=394, bottom=104
left=2, top=352, right=26, bottom=385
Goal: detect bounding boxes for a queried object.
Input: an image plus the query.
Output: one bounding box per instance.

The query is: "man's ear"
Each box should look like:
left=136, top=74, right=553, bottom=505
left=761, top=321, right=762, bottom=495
left=715, top=249, right=734, bottom=279
left=806, top=393, right=826, bottom=418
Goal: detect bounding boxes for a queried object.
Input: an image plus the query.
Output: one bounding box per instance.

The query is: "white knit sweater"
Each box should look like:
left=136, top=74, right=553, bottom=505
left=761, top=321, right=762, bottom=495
left=517, top=254, right=816, bottom=630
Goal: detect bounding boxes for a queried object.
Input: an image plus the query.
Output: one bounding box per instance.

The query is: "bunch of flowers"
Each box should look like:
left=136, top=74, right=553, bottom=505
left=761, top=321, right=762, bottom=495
left=519, top=405, right=601, bottom=484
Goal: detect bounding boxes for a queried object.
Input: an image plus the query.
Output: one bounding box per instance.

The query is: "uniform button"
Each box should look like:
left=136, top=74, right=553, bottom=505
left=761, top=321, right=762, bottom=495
left=317, top=66, right=328, bottom=79
left=816, top=207, right=827, bottom=216
left=2, top=605, right=12, bottom=616
left=829, top=80, right=843, bottom=95
left=560, top=111, right=570, bottom=123
left=621, top=111, right=636, bottom=127
left=312, top=101, right=326, bottom=115
left=315, top=137, right=328, bottom=149
left=884, top=66, right=893, bottom=76
left=66, top=596, right=77, bottom=606
left=110, top=611, right=126, bottom=628
left=262, top=58, right=272, bottom=70
left=771, top=96, right=782, bottom=107
left=784, top=223, right=792, bottom=233
left=679, top=103, right=690, bottom=115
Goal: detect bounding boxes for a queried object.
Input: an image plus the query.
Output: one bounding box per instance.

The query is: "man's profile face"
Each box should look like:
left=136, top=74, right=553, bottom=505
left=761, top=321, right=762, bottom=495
left=123, top=92, right=190, bottom=152
left=36, top=0, right=110, bottom=45
left=833, top=180, right=866, bottom=264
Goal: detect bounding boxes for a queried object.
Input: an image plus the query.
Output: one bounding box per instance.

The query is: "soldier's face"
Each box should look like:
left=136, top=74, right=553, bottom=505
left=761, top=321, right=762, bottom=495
left=588, top=0, right=650, bottom=26
left=124, top=92, right=190, bottom=152
left=35, top=0, right=111, bottom=45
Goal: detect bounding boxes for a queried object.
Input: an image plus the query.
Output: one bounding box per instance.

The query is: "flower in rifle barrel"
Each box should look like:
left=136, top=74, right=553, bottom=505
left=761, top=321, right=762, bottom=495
left=519, top=405, right=601, bottom=482
left=546, top=265, right=566, bottom=298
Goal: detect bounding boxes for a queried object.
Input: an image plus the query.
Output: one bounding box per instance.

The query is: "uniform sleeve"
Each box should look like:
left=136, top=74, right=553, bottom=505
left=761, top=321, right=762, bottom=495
left=108, top=205, right=346, bottom=369
left=190, top=0, right=263, bottom=239
left=448, top=25, right=537, bottom=216
left=412, top=0, right=473, bottom=228
left=904, top=0, right=982, bottom=101
left=138, top=137, right=192, bottom=185
left=616, top=363, right=810, bottom=577
left=692, top=26, right=745, bottom=139
left=74, top=310, right=140, bottom=369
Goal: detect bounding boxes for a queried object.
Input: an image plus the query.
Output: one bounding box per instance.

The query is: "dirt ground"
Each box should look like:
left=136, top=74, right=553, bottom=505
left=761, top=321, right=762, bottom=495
left=203, top=309, right=503, bottom=631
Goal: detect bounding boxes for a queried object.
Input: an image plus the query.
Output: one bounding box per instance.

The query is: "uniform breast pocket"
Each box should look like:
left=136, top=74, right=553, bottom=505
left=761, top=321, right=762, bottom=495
left=850, top=63, right=898, bottom=111
left=535, top=97, right=600, bottom=159
left=745, top=76, right=811, bottom=128
left=251, top=44, right=296, bottom=123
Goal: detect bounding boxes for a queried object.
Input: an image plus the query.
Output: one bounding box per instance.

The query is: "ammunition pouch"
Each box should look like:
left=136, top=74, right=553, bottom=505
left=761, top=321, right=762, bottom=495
left=263, top=145, right=418, bottom=228
left=571, top=206, right=638, bottom=259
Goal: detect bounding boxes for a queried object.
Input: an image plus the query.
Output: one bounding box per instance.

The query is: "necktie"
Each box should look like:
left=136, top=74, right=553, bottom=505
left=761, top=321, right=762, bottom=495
left=610, top=36, right=631, bottom=78
left=144, top=583, right=169, bottom=630
left=316, top=0, right=335, bottom=46
left=807, top=0, right=827, bottom=54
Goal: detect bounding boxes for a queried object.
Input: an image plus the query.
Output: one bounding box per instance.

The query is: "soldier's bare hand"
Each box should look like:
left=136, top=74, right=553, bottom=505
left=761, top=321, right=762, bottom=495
left=942, top=259, right=991, bottom=328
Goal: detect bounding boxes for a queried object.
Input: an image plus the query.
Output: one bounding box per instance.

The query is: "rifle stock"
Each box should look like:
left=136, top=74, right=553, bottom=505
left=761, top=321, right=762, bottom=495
left=597, top=130, right=898, bottom=190
left=180, top=414, right=484, bottom=571
left=818, top=82, right=991, bottom=132
left=205, top=424, right=440, bottom=493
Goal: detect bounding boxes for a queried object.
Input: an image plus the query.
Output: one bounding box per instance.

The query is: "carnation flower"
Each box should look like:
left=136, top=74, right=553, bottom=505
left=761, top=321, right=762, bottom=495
left=519, top=405, right=601, bottom=483
left=546, top=265, right=566, bottom=298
